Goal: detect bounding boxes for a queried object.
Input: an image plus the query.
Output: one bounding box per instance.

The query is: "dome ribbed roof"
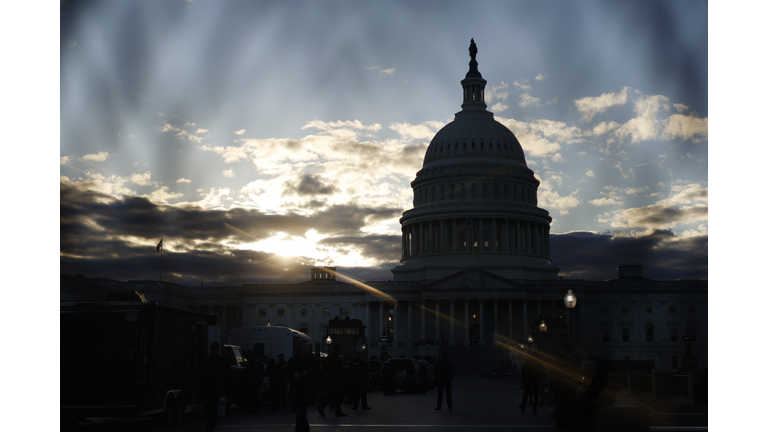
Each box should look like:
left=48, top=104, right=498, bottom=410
left=422, top=111, right=527, bottom=168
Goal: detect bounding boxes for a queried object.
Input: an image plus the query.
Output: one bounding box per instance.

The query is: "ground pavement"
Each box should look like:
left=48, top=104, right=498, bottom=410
left=67, top=375, right=707, bottom=432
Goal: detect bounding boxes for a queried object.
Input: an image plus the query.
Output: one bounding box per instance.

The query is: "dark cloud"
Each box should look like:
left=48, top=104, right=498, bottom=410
left=550, top=230, right=707, bottom=281
left=319, top=234, right=402, bottom=263
left=282, top=174, right=338, bottom=197
left=60, top=181, right=402, bottom=285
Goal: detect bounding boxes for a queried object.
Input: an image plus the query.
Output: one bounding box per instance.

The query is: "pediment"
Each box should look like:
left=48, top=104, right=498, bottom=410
left=423, top=268, right=523, bottom=292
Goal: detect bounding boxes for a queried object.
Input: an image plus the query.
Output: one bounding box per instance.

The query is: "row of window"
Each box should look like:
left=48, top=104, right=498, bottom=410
left=601, top=305, right=698, bottom=314
left=414, top=181, right=536, bottom=205
left=426, top=139, right=519, bottom=160
left=602, top=324, right=698, bottom=343
left=258, top=307, right=351, bottom=317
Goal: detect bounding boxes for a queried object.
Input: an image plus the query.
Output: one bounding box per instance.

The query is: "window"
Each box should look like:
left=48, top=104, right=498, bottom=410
left=621, top=305, right=629, bottom=314
left=472, top=184, right=477, bottom=198
left=480, top=141, right=484, bottom=149
left=323, top=308, right=331, bottom=316
left=482, top=183, right=488, bottom=198
left=672, top=356, right=679, bottom=369
left=461, top=183, right=466, bottom=199
left=300, top=308, right=308, bottom=316
left=450, top=184, right=455, bottom=199
left=463, top=142, right=467, bottom=150
left=671, top=327, right=678, bottom=342
left=645, top=306, right=652, bottom=313
left=454, top=142, right=458, bottom=150
left=493, top=183, right=499, bottom=199
left=622, top=327, right=630, bottom=342
left=688, top=304, right=696, bottom=313
left=431, top=186, right=435, bottom=201
left=299, top=324, right=308, bottom=334
left=601, top=306, right=609, bottom=314
left=259, top=309, right=266, bottom=316
left=472, top=141, right=476, bottom=149
left=503, top=184, right=508, bottom=199
left=341, top=307, right=350, bottom=317
left=688, top=327, right=697, bottom=341
left=489, top=142, right=493, bottom=149
left=440, top=185, right=445, bottom=200
left=669, top=305, right=676, bottom=313
left=277, top=309, right=285, bottom=316
left=645, top=322, right=654, bottom=342
left=602, top=328, right=610, bottom=342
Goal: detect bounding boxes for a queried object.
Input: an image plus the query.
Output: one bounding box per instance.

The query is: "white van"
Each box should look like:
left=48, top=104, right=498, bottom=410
left=227, top=326, right=313, bottom=360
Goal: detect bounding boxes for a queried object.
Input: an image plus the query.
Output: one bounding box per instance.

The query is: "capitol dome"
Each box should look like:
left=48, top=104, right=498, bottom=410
left=392, top=40, right=559, bottom=282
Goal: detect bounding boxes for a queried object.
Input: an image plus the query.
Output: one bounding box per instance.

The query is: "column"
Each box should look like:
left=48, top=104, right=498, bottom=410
left=450, top=300, right=456, bottom=346
left=365, top=301, right=371, bottom=345
left=478, top=218, right=484, bottom=252
left=464, top=301, right=470, bottom=346
left=407, top=301, right=413, bottom=346
left=393, top=302, right=399, bottom=347
left=479, top=299, right=485, bottom=346
left=428, top=220, right=433, bottom=254
left=493, top=299, right=499, bottom=343
left=522, top=300, right=528, bottom=339
left=419, top=223, right=424, bottom=255
left=508, top=299, right=514, bottom=344
left=527, top=222, right=532, bottom=254
left=379, top=302, right=383, bottom=345
left=440, top=220, right=445, bottom=253
left=503, top=219, right=509, bottom=252
left=516, top=220, right=521, bottom=253
left=421, top=301, right=426, bottom=342
left=452, top=219, right=458, bottom=252
left=491, top=219, right=497, bottom=252
left=435, top=300, right=441, bottom=341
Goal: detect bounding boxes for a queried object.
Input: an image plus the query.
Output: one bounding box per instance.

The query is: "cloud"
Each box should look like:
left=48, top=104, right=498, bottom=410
left=513, top=79, right=531, bottom=92
left=574, top=87, right=631, bottom=123
left=589, top=185, right=623, bottom=207
left=223, top=169, right=235, bottom=178
left=486, top=81, right=509, bottom=104
left=129, top=171, right=154, bottom=186
left=535, top=73, right=547, bottom=81
left=660, top=114, right=708, bottom=142
left=673, top=103, right=689, bottom=113
left=518, top=94, right=541, bottom=108
left=597, top=182, right=707, bottom=234
left=61, top=156, right=71, bottom=165
left=283, top=174, right=338, bottom=197
left=82, top=152, right=110, bottom=162
left=498, top=117, right=582, bottom=161
left=550, top=231, right=707, bottom=281
left=538, top=179, right=582, bottom=215
left=491, top=103, right=509, bottom=113
left=234, top=129, right=246, bottom=135
left=69, top=39, right=77, bottom=47
left=365, top=66, right=395, bottom=77
left=176, top=178, right=192, bottom=183
left=589, top=121, right=620, bottom=137
left=389, top=121, right=445, bottom=141
left=195, top=129, right=209, bottom=134
left=586, top=169, right=595, bottom=177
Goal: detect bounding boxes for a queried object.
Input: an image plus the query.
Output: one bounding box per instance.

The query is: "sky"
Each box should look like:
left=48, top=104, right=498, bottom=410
left=58, top=0, right=709, bottom=285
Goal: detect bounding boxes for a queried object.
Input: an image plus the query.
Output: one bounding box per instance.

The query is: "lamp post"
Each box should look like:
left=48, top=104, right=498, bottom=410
left=563, top=290, right=577, bottom=308
left=326, top=335, right=332, bottom=356
left=362, top=343, right=367, bottom=360
left=539, top=320, right=548, bottom=332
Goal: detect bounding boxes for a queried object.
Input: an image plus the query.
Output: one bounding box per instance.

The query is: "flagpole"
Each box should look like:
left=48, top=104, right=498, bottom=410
left=160, top=247, right=163, bottom=282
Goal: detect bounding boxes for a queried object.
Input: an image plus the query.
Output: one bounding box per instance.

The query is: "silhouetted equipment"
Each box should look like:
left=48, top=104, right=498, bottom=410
left=60, top=300, right=218, bottom=425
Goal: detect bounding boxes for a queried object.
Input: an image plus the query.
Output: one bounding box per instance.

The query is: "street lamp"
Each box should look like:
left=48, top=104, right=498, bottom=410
left=325, top=335, right=332, bottom=355
left=564, top=290, right=577, bottom=308
left=527, top=334, right=533, bottom=344
left=539, top=320, right=547, bottom=332
left=362, top=343, right=367, bottom=360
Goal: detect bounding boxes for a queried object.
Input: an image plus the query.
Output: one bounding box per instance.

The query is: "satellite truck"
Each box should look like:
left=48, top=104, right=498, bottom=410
left=60, top=292, right=218, bottom=427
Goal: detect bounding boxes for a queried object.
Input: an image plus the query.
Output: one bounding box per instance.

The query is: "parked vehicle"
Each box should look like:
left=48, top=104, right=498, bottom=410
left=60, top=299, right=217, bottom=426
left=366, top=360, right=383, bottom=390
left=220, top=344, right=247, bottom=413
left=226, top=326, right=312, bottom=403
left=226, top=325, right=312, bottom=360
left=419, top=360, right=436, bottom=390
left=384, top=358, right=421, bottom=393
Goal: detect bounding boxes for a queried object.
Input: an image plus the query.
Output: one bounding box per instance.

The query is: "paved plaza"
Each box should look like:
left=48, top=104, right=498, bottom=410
left=67, top=375, right=708, bottom=432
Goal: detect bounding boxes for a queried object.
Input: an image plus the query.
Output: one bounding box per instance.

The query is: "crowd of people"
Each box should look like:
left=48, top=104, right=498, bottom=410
left=202, top=341, right=611, bottom=432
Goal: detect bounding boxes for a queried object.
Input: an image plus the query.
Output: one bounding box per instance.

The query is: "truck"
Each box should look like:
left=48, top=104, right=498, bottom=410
left=226, top=325, right=312, bottom=360
left=60, top=299, right=218, bottom=425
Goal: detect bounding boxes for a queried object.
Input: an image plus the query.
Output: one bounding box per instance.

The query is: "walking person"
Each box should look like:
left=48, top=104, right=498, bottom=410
left=349, top=352, right=372, bottom=410
left=201, top=342, right=231, bottom=432
left=275, top=354, right=289, bottom=409
left=287, top=338, right=321, bottom=432
left=519, top=353, right=544, bottom=413
left=434, top=351, right=455, bottom=411
left=319, top=344, right=348, bottom=417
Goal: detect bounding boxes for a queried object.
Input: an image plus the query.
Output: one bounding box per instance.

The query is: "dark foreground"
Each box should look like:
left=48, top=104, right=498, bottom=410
left=64, top=377, right=708, bottom=432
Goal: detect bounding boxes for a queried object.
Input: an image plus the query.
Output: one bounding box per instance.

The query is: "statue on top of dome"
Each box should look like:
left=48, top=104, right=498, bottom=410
left=469, top=38, right=477, bottom=60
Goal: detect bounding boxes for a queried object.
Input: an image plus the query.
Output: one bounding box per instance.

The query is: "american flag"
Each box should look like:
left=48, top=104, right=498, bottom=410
left=156, top=237, right=163, bottom=252
left=458, top=219, right=473, bottom=231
